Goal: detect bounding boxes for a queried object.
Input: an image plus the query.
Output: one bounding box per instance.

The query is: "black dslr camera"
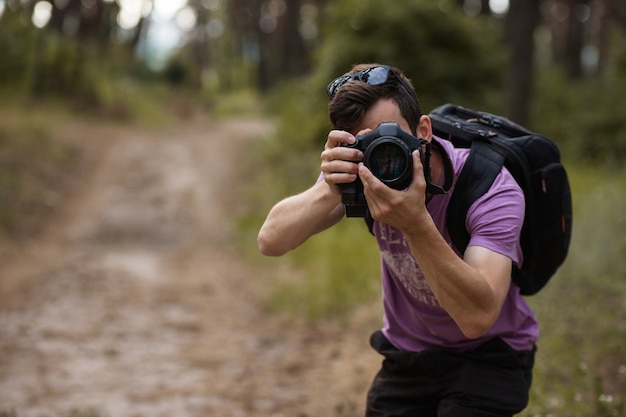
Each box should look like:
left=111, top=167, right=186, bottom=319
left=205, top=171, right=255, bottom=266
left=339, top=122, right=432, bottom=217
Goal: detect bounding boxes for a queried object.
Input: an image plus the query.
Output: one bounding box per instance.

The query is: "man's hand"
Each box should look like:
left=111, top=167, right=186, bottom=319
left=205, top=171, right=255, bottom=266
left=320, top=130, right=365, bottom=194
left=359, top=150, right=430, bottom=234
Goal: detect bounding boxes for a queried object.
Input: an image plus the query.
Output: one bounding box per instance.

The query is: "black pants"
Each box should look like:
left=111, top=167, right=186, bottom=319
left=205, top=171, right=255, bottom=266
left=365, top=331, right=536, bottom=417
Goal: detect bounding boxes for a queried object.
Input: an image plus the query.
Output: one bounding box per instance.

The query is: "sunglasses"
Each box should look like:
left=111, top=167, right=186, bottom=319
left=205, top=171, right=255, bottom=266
left=326, top=65, right=400, bottom=100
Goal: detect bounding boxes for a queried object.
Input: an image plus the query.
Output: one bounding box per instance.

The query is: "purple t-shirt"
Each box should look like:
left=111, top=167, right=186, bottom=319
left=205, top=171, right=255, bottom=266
left=372, top=136, right=538, bottom=352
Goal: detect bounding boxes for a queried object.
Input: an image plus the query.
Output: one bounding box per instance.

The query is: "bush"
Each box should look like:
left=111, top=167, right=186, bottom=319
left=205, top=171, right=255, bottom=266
left=532, top=73, right=626, bottom=167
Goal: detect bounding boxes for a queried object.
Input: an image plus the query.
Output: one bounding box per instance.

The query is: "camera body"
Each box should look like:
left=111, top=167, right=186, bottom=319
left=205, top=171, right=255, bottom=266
left=339, top=122, right=431, bottom=217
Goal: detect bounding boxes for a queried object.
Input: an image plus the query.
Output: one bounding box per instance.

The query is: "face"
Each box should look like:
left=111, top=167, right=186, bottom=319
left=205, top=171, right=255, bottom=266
left=354, top=98, right=431, bottom=141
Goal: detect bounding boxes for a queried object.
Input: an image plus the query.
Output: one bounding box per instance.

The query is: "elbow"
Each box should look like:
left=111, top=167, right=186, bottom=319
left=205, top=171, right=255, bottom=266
left=460, top=323, right=492, bottom=340
left=457, top=311, right=499, bottom=340
left=257, top=229, right=288, bottom=257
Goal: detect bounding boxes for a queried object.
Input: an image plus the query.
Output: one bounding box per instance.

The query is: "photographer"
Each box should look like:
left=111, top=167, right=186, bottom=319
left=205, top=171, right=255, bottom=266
left=258, top=64, right=537, bottom=417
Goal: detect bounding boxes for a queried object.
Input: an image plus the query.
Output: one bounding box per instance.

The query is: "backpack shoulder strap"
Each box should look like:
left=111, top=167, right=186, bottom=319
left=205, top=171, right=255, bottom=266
left=447, top=139, right=506, bottom=253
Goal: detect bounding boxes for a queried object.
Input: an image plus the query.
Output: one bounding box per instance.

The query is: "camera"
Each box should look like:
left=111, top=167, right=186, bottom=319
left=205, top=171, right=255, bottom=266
left=339, top=121, right=432, bottom=217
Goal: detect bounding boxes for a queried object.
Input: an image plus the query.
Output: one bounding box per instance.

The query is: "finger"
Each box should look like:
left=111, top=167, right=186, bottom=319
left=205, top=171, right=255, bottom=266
left=321, top=158, right=361, bottom=176
left=410, top=150, right=426, bottom=189
left=323, top=172, right=359, bottom=185
left=321, top=150, right=363, bottom=177
left=355, top=128, right=373, bottom=137
left=359, top=163, right=387, bottom=198
left=359, top=163, right=395, bottom=221
left=404, top=151, right=428, bottom=206
left=326, top=130, right=356, bottom=149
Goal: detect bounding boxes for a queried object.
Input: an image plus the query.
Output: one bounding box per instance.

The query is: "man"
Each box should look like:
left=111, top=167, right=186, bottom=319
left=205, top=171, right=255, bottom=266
left=258, top=64, right=537, bottom=417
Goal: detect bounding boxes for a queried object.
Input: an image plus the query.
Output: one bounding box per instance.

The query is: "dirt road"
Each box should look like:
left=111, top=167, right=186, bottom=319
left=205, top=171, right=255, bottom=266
left=0, top=117, right=381, bottom=417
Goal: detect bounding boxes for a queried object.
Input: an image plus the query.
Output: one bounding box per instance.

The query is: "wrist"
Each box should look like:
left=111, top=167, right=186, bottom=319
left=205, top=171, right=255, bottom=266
left=316, top=180, right=343, bottom=206
left=401, top=212, right=436, bottom=241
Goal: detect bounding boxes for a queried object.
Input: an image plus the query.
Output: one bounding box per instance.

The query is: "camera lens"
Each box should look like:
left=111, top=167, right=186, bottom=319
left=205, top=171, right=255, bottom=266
left=366, top=139, right=410, bottom=186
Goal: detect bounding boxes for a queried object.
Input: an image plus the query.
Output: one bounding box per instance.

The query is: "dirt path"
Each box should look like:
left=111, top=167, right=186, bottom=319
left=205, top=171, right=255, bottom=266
left=0, top=117, right=381, bottom=417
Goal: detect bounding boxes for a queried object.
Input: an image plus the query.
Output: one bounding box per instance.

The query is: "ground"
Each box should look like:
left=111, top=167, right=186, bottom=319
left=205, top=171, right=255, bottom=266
left=0, top=116, right=382, bottom=417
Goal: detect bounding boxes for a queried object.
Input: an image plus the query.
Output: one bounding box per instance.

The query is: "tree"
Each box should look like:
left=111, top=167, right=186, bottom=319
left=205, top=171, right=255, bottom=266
left=279, top=0, right=309, bottom=77
left=543, top=0, right=588, bottom=78
left=504, top=0, right=541, bottom=125
left=223, top=0, right=316, bottom=91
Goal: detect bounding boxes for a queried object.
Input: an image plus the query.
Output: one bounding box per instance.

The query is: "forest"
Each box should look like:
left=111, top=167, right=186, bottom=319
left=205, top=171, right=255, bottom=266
left=1, top=0, right=626, bottom=416
left=3, top=0, right=625, bottom=191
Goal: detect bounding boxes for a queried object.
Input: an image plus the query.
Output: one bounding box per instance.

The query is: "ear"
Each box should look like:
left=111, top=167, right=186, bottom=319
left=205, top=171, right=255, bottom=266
left=417, top=115, right=432, bottom=141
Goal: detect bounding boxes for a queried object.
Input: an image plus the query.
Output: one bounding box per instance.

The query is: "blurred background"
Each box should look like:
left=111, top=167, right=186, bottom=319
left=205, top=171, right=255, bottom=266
left=1, top=0, right=625, bottom=416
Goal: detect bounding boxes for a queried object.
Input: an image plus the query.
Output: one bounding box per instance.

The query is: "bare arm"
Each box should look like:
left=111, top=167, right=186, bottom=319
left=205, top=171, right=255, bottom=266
left=258, top=129, right=363, bottom=256
left=257, top=182, right=344, bottom=256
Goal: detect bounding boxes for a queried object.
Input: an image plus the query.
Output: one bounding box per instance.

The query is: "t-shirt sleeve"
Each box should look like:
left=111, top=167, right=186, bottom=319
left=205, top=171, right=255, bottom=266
left=465, top=168, right=525, bottom=267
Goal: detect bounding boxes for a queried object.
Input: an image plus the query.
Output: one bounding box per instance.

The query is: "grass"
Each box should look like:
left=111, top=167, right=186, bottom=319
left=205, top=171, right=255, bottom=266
left=267, top=219, right=382, bottom=320
left=0, top=104, right=80, bottom=243
left=520, top=164, right=626, bottom=417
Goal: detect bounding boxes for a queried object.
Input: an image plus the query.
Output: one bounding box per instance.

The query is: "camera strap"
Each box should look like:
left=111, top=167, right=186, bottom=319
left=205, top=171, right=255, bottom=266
left=425, top=140, right=454, bottom=195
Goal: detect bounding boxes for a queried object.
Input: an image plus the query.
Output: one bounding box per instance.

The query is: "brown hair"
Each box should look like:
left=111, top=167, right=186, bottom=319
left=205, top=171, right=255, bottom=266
left=328, top=64, right=422, bottom=135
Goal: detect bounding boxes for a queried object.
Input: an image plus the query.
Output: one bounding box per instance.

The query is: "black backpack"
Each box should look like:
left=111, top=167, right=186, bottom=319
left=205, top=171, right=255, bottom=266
left=429, top=104, right=573, bottom=295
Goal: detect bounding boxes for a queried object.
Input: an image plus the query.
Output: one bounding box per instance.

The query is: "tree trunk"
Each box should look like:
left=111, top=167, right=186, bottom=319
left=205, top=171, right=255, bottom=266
left=188, top=0, right=211, bottom=88
left=481, top=0, right=492, bottom=15
left=252, top=0, right=271, bottom=91
left=593, top=0, right=613, bottom=76
left=280, top=0, right=308, bottom=77
left=505, top=0, right=541, bottom=125
left=563, top=0, right=587, bottom=78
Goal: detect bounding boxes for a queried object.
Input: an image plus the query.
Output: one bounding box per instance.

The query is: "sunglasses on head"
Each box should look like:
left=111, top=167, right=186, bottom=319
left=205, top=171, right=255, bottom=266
left=326, top=65, right=400, bottom=100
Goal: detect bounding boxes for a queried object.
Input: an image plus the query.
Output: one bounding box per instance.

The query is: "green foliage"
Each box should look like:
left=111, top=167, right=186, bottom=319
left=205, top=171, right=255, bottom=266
left=0, top=8, right=169, bottom=120
left=210, top=89, right=268, bottom=119
left=28, top=36, right=104, bottom=106
left=529, top=27, right=626, bottom=165
left=261, top=78, right=329, bottom=195
left=0, top=10, right=101, bottom=104
left=531, top=70, right=626, bottom=167
left=0, top=10, right=32, bottom=91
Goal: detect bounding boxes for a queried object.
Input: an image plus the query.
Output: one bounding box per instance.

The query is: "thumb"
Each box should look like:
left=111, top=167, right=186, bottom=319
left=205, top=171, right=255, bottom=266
left=410, top=150, right=427, bottom=192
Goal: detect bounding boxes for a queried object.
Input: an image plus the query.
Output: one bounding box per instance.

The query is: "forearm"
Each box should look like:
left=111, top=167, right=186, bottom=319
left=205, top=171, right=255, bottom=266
left=258, top=181, right=344, bottom=256
left=403, top=218, right=504, bottom=338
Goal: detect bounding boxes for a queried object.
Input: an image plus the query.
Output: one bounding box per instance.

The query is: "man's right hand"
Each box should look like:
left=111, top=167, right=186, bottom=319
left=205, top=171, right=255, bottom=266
left=320, top=129, right=364, bottom=194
